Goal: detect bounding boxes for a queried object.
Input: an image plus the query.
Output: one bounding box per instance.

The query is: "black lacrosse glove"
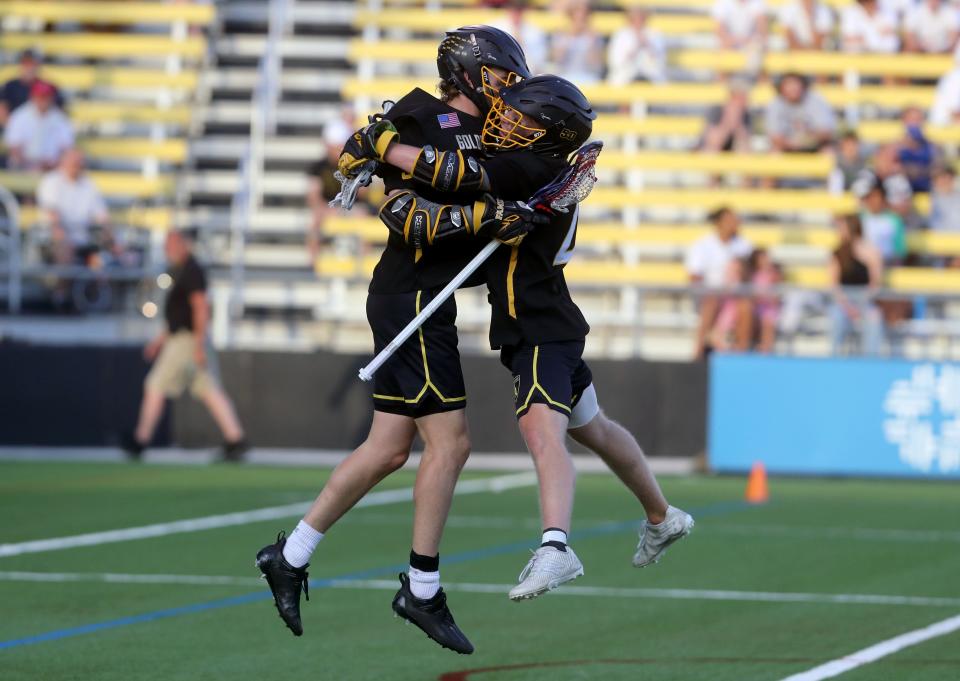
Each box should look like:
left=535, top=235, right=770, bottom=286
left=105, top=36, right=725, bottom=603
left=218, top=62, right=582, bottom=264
left=475, top=194, right=550, bottom=247
left=337, top=118, right=399, bottom=179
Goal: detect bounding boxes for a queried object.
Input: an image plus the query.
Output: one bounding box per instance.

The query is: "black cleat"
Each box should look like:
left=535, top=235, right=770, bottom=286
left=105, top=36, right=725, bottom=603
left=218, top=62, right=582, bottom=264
left=120, top=432, right=145, bottom=461
left=220, top=438, right=250, bottom=463
left=256, top=532, right=309, bottom=636
left=391, top=573, right=474, bottom=655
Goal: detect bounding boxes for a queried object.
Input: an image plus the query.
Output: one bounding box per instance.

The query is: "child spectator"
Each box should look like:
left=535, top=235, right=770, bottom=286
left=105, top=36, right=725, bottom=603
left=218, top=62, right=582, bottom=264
left=4, top=81, right=73, bottom=172
left=749, top=248, right=782, bottom=353
left=904, top=0, right=959, bottom=53
left=549, top=0, right=605, bottom=85
left=779, top=0, right=835, bottom=50
left=854, top=178, right=908, bottom=264
left=930, top=167, right=960, bottom=233
left=708, top=258, right=752, bottom=352
left=829, top=131, right=872, bottom=193
left=701, top=77, right=753, bottom=153
left=841, top=0, right=899, bottom=53
left=829, top=214, right=884, bottom=356
left=606, top=7, right=667, bottom=85
left=765, top=73, right=836, bottom=152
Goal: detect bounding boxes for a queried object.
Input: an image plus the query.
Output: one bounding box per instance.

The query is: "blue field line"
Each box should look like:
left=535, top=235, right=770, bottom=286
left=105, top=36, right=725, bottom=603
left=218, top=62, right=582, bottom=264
left=0, top=499, right=750, bottom=651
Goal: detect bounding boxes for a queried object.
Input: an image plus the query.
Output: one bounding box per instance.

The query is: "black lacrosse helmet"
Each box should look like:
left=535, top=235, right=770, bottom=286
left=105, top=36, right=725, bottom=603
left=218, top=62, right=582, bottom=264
left=437, top=25, right=531, bottom=114
left=482, top=75, right=596, bottom=157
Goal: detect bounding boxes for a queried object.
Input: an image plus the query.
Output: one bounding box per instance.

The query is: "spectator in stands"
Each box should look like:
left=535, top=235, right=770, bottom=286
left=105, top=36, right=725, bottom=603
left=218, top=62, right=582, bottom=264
left=707, top=257, right=752, bottom=352
left=37, top=149, right=110, bottom=266
left=685, top=206, right=754, bottom=358
left=496, top=1, right=548, bottom=74
left=896, top=107, right=939, bottom=193
left=779, top=0, right=835, bottom=50
left=4, top=81, right=73, bottom=172
left=306, top=117, right=352, bottom=261
left=829, top=131, right=871, bottom=193
left=841, top=0, right=899, bottom=53
left=749, top=248, right=782, bottom=353
left=870, top=146, right=920, bottom=230
left=904, top=0, right=959, bottom=53
left=606, top=7, right=667, bottom=85
left=829, top=213, right=884, bottom=356
left=0, top=50, right=65, bottom=125
left=124, top=230, right=248, bottom=461
left=765, top=73, right=836, bottom=153
left=930, top=167, right=960, bottom=236
left=930, top=52, right=960, bottom=125
left=713, top=0, right=768, bottom=74
left=701, top=76, right=753, bottom=154
left=854, top=176, right=908, bottom=264
left=549, top=0, right=605, bottom=84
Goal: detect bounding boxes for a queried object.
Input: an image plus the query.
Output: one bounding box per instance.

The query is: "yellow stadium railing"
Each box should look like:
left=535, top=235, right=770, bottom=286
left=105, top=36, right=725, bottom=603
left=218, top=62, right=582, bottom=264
left=347, top=40, right=954, bottom=80
left=353, top=9, right=714, bottom=36
left=376, top=0, right=856, bottom=10
left=0, top=33, right=205, bottom=60
left=0, top=65, right=198, bottom=91
left=0, top=1, right=214, bottom=25
left=601, top=151, right=834, bottom=177
left=79, top=138, right=188, bottom=164
left=19, top=206, right=172, bottom=231
left=343, top=78, right=937, bottom=109
left=0, top=170, right=173, bottom=198
left=70, top=102, right=193, bottom=127
left=324, top=217, right=960, bottom=257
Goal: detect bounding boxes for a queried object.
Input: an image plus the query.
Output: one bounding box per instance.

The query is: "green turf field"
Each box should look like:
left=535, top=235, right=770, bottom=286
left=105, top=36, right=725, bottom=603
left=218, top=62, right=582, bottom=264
left=1, top=461, right=958, bottom=681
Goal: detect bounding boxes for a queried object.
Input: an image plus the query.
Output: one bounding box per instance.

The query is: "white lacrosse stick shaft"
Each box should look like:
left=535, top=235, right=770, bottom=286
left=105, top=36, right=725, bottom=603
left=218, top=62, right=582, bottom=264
left=358, top=240, right=500, bottom=381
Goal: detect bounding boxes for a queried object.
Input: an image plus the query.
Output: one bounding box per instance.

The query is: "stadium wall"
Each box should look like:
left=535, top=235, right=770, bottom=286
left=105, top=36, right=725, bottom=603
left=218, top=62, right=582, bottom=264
left=0, top=341, right=706, bottom=458
left=709, top=354, right=960, bottom=479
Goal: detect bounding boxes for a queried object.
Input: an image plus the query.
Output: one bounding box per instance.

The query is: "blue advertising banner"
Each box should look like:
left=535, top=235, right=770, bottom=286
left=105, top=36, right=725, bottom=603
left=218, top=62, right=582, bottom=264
left=709, top=354, right=960, bottom=478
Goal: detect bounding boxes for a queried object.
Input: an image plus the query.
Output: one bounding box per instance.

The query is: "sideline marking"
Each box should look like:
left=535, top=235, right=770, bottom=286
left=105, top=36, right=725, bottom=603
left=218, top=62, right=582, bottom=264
left=2, top=572, right=959, bottom=609
left=778, top=613, right=960, bottom=681
left=0, top=472, right=537, bottom=558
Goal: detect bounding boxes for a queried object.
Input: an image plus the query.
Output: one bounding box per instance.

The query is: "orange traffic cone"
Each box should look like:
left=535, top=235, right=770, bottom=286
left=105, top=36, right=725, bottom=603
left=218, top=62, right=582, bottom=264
left=745, top=461, right=769, bottom=504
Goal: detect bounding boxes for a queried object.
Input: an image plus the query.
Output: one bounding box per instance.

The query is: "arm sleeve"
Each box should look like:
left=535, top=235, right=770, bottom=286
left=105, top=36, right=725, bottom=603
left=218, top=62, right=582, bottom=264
left=182, top=262, right=208, bottom=295
left=685, top=242, right=706, bottom=276
left=3, top=110, right=23, bottom=146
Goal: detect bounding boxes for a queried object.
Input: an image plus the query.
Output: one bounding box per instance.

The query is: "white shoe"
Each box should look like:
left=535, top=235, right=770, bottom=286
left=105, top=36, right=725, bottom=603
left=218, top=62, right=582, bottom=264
left=633, top=505, right=694, bottom=568
left=508, top=545, right=584, bottom=601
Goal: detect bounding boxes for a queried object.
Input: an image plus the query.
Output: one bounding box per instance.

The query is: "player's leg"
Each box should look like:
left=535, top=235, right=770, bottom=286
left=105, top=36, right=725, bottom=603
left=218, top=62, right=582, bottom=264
left=504, top=343, right=584, bottom=601
left=390, top=292, right=474, bottom=654
left=126, top=334, right=188, bottom=457
left=256, top=410, right=416, bottom=636
left=567, top=377, right=693, bottom=568
left=133, top=388, right=166, bottom=446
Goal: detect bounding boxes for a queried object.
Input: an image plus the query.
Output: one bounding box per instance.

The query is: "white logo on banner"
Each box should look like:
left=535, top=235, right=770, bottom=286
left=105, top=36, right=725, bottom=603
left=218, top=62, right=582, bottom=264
left=882, top=364, right=960, bottom=473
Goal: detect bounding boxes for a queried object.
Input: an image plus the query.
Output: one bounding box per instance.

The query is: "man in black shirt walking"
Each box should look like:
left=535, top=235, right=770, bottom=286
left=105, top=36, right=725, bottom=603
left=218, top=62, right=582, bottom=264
left=124, top=230, right=248, bottom=461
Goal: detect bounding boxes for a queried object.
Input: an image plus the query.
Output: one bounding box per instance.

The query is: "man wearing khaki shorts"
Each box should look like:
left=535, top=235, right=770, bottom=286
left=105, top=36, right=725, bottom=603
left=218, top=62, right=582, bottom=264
left=123, top=230, right=248, bottom=461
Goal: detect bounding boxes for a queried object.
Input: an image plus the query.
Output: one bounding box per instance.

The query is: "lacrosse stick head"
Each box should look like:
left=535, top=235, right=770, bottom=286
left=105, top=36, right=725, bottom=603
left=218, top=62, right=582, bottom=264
left=527, top=140, right=602, bottom=213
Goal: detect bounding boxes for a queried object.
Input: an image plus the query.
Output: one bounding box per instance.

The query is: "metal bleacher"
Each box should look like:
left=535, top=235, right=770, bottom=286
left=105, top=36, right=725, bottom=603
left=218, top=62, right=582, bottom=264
left=171, top=0, right=960, bottom=360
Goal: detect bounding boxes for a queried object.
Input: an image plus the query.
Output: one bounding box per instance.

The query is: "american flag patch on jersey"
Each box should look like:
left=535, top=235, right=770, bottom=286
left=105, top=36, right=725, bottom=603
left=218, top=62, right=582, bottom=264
left=437, top=112, right=460, bottom=129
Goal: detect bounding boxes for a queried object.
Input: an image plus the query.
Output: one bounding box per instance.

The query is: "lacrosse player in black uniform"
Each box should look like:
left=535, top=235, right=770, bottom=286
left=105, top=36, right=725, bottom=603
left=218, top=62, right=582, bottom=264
left=375, top=75, right=694, bottom=601
left=254, top=27, right=533, bottom=654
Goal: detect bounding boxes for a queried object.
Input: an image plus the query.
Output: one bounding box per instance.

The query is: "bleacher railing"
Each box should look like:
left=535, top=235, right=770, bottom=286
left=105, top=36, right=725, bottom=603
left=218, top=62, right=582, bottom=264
left=226, top=0, right=292, bottom=346
left=0, top=186, right=21, bottom=313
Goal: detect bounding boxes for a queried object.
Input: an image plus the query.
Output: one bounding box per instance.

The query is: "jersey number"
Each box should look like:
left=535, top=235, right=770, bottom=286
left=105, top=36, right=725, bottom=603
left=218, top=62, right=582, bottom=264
left=552, top=205, right=579, bottom=266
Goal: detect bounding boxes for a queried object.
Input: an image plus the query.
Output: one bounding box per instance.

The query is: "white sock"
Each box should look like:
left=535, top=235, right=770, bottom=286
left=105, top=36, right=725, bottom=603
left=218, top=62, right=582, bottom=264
left=541, top=528, right=568, bottom=546
left=282, top=520, right=323, bottom=568
left=408, top=566, right=440, bottom=600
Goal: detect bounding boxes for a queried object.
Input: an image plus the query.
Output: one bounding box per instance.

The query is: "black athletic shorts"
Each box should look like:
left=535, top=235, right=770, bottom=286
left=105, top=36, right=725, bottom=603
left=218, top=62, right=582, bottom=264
left=499, top=340, right=593, bottom=420
left=366, top=289, right=466, bottom=418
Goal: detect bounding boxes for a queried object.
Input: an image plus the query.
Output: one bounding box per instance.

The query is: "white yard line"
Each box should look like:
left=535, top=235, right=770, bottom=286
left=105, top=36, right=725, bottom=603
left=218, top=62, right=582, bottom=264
left=778, top=613, right=960, bottom=681
left=707, top=523, right=960, bottom=544
left=0, top=472, right=536, bottom=558
left=2, top=571, right=959, bottom=610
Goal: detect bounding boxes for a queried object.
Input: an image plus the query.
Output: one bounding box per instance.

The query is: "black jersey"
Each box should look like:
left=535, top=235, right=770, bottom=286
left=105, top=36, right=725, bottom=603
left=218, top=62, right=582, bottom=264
left=369, top=88, right=486, bottom=294
left=480, top=151, right=591, bottom=348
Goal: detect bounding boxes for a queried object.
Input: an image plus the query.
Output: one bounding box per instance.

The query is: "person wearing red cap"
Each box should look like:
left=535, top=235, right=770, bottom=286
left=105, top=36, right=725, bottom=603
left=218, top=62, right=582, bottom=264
left=0, top=49, right=65, bottom=125
left=4, top=79, right=73, bottom=171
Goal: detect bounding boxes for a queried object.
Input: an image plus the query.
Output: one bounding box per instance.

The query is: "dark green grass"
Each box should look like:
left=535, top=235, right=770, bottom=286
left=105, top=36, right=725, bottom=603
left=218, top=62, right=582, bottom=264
left=1, top=462, right=958, bottom=681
